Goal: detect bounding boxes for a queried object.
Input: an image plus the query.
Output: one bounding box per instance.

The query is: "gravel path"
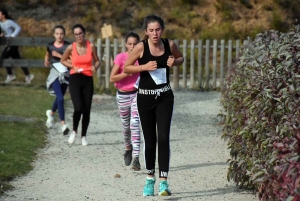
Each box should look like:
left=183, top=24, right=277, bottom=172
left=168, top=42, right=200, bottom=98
left=1, top=91, right=257, bottom=201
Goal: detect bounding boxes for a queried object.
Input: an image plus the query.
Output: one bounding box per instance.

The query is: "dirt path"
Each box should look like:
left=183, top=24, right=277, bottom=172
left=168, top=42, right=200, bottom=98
left=1, top=91, right=257, bottom=201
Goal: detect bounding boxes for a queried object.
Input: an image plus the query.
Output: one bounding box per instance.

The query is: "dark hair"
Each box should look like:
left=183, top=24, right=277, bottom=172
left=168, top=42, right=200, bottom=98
left=142, top=15, right=165, bottom=40
left=0, top=8, right=13, bottom=20
left=125, top=32, right=140, bottom=42
left=72, top=24, right=85, bottom=34
left=53, top=25, right=65, bottom=34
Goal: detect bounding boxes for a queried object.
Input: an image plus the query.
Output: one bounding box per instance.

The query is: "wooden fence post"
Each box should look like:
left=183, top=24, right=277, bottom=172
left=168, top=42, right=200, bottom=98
left=190, top=39, right=195, bottom=89
left=105, top=38, right=110, bottom=89
left=173, top=39, right=179, bottom=90
left=220, top=39, right=225, bottom=88
left=97, top=38, right=102, bottom=87
left=212, top=39, right=217, bottom=89
left=113, top=38, right=118, bottom=59
left=121, top=38, right=126, bottom=52
left=205, top=39, right=210, bottom=89
left=182, top=39, right=187, bottom=88
left=0, top=36, right=243, bottom=90
left=236, top=39, right=240, bottom=60
left=198, top=39, right=202, bottom=89
left=227, top=40, right=232, bottom=75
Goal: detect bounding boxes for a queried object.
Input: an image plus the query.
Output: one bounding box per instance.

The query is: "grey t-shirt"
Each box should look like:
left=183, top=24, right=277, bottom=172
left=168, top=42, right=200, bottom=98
left=47, top=41, right=70, bottom=63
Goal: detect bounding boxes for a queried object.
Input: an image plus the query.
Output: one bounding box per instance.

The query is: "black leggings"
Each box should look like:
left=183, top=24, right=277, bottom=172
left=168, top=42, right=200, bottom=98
left=1, top=46, right=30, bottom=75
left=137, top=89, right=174, bottom=178
left=69, top=74, right=94, bottom=137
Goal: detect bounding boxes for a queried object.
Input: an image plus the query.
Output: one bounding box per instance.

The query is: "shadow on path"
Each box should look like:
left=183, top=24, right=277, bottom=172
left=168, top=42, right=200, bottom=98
left=171, top=162, right=227, bottom=171
left=164, top=187, right=255, bottom=200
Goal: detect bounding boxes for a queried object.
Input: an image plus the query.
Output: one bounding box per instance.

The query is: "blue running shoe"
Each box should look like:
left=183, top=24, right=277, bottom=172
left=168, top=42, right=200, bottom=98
left=159, top=180, right=172, bottom=196
left=143, top=177, right=155, bottom=196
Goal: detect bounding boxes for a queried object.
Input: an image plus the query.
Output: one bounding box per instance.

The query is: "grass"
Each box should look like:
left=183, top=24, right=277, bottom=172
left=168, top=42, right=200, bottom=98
left=0, top=86, right=55, bottom=195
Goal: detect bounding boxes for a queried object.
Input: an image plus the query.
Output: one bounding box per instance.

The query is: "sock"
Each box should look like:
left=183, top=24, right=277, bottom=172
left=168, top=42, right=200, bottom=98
left=147, top=176, right=155, bottom=180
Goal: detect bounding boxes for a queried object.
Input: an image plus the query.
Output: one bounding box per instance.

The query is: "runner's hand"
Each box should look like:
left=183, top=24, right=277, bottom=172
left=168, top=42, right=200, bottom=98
left=73, top=67, right=80, bottom=73
left=144, top=61, right=157, bottom=71
left=44, top=61, right=50, bottom=67
left=167, top=56, right=175, bottom=67
left=91, top=65, right=98, bottom=73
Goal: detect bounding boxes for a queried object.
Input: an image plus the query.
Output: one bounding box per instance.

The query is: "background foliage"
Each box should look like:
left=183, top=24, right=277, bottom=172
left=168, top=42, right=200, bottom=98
left=0, top=0, right=298, bottom=40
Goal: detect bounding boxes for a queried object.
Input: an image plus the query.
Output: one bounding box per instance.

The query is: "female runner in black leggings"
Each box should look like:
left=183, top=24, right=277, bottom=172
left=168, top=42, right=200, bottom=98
left=61, top=24, right=100, bottom=146
left=124, top=15, right=184, bottom=196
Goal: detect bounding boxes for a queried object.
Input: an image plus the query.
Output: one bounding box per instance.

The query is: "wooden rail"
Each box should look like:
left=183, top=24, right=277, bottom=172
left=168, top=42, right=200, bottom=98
left=0, top=37, right=247, bottom=90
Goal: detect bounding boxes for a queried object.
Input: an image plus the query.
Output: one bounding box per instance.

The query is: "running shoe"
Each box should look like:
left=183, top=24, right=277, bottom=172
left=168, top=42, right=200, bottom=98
left=25, top=74, right=34, bottom=84
left=45, top=110, right=54, bottom=129
left=82, top=136, right=88, bottom=146
left=159, top=180, right=172, bottom=196
left=4, top=75, right=16, bottom=83
left=143, top=177, right=155, bottom=196
left=61, top=124, right=69, bottom=135
left=132, top=157, right=141, bottom=171
left=123, top=144, right=132, bottom=166
left=68, top=131, right=76, bottom=144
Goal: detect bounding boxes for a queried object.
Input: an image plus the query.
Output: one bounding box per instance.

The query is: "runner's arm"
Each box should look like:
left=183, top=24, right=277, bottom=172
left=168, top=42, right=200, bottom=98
left=169, top=39, right=184, bottom=66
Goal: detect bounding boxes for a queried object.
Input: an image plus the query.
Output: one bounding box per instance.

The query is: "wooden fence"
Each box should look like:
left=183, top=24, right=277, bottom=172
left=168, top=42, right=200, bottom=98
left=0, top=37, right=248, bottom=90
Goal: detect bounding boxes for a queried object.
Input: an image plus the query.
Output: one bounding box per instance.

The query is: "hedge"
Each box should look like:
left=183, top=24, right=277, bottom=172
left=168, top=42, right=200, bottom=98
left=220, top=25, right=300, bottom=200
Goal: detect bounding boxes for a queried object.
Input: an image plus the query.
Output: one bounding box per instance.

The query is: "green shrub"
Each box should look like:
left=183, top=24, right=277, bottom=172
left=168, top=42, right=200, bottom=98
left=221, top=26, right=300, bottom=200
left=200, top=22, right=239, bottom=40
left=274, top=0, right=300, bottom=20
left=240, top=0, right=253, bottom=9
left=215, top=0, right=235, bottom=21
left=271, top=11, right=285, bottom=32
left=20, top=47, right=46, bottom=59
left=82, top=11, right=97, bottom=24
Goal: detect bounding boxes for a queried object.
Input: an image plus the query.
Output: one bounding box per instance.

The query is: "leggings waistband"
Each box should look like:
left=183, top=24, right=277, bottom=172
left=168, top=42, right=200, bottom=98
left=117, top=89, right=138, bottom=95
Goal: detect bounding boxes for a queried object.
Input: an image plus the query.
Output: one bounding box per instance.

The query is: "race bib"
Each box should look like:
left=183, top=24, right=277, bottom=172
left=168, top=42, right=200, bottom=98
left=149, top=68, right=167, bottom=85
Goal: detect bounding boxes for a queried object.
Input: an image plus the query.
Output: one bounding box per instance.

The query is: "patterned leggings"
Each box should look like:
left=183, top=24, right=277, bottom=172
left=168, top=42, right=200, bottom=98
left=116, top=90, right=140, bottom=157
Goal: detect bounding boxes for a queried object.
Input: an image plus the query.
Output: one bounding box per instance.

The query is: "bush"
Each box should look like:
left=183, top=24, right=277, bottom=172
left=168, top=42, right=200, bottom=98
left=215, top=0, right=235, bottom=21
left=220, top=26, right=300, bottom=200
left=274, top=0, right=300, bottom=20
left=240, top=0, right=253, bottom=9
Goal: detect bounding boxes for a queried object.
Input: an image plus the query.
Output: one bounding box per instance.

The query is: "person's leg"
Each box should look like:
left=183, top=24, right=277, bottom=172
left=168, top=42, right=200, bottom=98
left=130, top=94, right=140, bottom=156
left=69, top=74, right=83, bottom=133
left=1, top=46, right=13, bottom=75
left=137, top=95, right=157, bottom=174
left=116, top=91, right=133, bottom=165
left=50, top=79, right=60, bottom=114
left=10, top=46, right=30, bottom=75
left=60, top=82, right=69, bottom=134
left=116, top=92, right=132, bottom=149
left=156, top=92, right=174, bottom=196
left=60, top=82, right=69, bottom=121
left=130, top=93, right=141, bottom=170
left=138, top=95, right=157, bottom=196
left=81, top=76, right=94, bottom=137
left=51, top=79, right=68, bottom=123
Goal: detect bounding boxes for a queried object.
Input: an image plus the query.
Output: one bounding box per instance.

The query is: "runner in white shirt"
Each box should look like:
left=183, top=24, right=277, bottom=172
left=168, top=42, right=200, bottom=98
left=0, top=9, right=34, bottom=84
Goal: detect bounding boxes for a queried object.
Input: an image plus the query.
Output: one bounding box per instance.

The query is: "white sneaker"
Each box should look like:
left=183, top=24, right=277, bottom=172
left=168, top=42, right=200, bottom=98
left=4, top=75, right=16, bottom=83
left=25, top=74, right=34, bottom=84
left=82, top=136, right=88, bottom=146
left=68, top=131, right=76, bottom=144
left=45, top=110, right=54, bottom=129
left=61, top=124, right=70, bottom=135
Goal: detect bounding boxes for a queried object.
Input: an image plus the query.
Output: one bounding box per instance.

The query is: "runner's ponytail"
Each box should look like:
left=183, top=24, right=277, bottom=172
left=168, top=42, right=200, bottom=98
left=143, top=35, right=149, bottom=40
